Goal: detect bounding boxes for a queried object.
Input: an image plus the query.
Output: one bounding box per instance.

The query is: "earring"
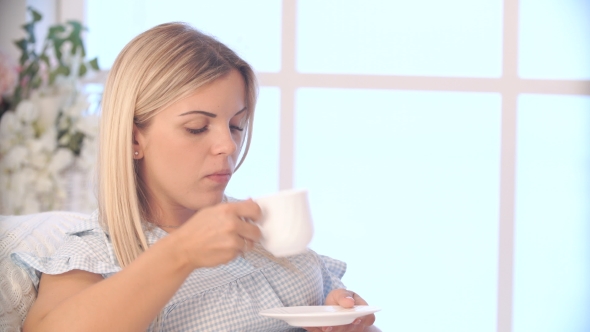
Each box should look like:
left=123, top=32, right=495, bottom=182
left=134, top=151, right=139, bottom=156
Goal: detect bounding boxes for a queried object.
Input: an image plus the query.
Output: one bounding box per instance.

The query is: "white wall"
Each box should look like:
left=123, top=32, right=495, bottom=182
left=0, top=0, right=27, bottom=61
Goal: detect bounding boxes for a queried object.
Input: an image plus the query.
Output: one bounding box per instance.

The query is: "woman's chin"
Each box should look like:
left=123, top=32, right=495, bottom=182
left=187, top=191, right=225, bottom=210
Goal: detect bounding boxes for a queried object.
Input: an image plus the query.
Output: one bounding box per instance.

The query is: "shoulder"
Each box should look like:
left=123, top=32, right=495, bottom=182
left=10, top=210, right=120, bottom=288
left=315, top=252, right=347, bottom=279
left=1, top=211, right=104, bottom=330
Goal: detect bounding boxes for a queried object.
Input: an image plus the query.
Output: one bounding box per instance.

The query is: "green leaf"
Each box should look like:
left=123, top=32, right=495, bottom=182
left=53, top=39, right=64, bottom=62
left=67, top=20, right=83, bottom=33
left=49, top=72, right=57, bottom=85
left=78, top=63, right=87, bottom=77
left=70, top=131, right=85, bottom=156
left=14, top=39, right=27, bottom=52
left=48, top=25, right=66, bottom=39
left=70, top=37, right=86, bottom=57
left=13, top=86, right=23, bottom=102
left=22, top=23, right=36, bottom=43
left=49, top=65, right=70, bottom=84
left=56, top=65, right=70, bottom=76
left=29, top=7, right=43, bottom=22
left=31, top=77, right=42, bottom=89
left=65, top=21, right=86, bottom=56
left=39, top=54, right=50, bottom=66
left=79, top=43, right=86, bottom=57
left=19, top=53, right=29, bottom=66
left=69, top=39, right=79, bottom=55
left=88, top=58, right=99, bottom=70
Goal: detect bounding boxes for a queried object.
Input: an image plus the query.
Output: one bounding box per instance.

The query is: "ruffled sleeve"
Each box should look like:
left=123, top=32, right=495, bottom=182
left=318, top=254, right=347, bottom=298
left=10, top=220, right=120, bottom=289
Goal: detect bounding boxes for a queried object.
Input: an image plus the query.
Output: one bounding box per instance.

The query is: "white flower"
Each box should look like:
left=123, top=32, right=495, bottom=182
left=2, top=145, right=29, bottom=171
left=57, top=114, right=69, bottom=131
left=78, top=137, right=97, bottom=169
left=74, top=114, right=99, bottom=138
left=58, top=133, right=70, bottom=145
left=20, top=123, right=36, bottom=140
left=10, top=167, right=36, bottom=211
left=21, top=191, right=41, bottom=215
left=27, top=147, right=50, bottom=170
left=64, top=94, right=89, bottom=118
left=0, top=170, right=11, bottom=210
left=15, top=100, right=39, bottom=124
left=0, top=111, right=21, bottom=139
left=0, top=76, right=101, bottom=214
left=38, top=127, right=58, bottom=152
left=48, top=148, right=74, bottom=174
left=34, top=170, right=54, bottom=193
left=31, top=93, right=64, bottom=133
left=0, top=187, right=18, bottom=214
left=0, top=135, right=17, bottom=154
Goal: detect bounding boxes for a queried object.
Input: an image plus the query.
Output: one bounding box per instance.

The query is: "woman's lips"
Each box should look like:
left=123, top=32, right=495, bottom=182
left=206, top=171, right=232, bottom=183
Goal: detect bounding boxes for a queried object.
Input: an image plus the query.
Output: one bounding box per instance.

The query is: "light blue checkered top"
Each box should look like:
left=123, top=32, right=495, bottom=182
left=11, top=211, right=347, bottom=331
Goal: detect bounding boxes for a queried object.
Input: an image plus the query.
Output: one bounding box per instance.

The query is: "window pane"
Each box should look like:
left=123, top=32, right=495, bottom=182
left=514, top=94, right=590, bottom=332
left=519, top=0, right=590, bottom=80
left=86, top=0, right=281, bottom=72
left=295, top=88, right=501, bottom=331
left=297, top=0, right=503, bottom=77
left=86, top=0, right=146, bottom=69
left=225, top=87, right=280, bottom=199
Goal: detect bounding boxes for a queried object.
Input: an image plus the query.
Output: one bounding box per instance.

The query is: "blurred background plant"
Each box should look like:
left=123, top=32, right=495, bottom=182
left=0, top=50, right=18, bottom=117
left=0, top=6, right=101, bottom=215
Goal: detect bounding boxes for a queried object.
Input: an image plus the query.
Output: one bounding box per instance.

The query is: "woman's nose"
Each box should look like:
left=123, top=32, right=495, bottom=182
left=211, top=127, right=238, bottom=156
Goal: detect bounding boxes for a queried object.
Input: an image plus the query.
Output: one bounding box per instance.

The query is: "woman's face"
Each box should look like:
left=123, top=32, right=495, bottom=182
left=134, top=70, right=247, bottom=218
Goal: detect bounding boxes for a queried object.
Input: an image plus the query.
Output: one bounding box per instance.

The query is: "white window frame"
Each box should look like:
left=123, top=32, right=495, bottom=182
left=263, top=3, right=590, bottom=331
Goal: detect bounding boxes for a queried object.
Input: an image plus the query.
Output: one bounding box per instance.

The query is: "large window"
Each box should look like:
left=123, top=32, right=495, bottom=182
left=85, top=1, right=590, bottom=331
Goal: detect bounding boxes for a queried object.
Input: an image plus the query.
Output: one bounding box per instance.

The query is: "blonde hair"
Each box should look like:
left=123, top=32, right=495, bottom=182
left=98, top=22, right=258, bottom=268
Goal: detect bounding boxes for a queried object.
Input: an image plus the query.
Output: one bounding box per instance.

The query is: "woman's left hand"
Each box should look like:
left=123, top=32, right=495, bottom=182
left=303, top=289, right=376, bottom=332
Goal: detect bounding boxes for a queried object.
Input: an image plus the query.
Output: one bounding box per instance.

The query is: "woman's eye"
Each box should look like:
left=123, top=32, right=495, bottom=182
left=186, top=126, right=208, bottom=134
left=230, top=125, right=244, bottom=132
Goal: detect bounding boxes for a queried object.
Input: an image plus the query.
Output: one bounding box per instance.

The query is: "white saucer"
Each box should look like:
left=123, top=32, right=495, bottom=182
left=259, top=305, right=381, bottom=327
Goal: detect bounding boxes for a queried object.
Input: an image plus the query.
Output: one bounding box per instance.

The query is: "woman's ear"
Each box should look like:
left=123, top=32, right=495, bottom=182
left=132, top=124, right=144, bottom=159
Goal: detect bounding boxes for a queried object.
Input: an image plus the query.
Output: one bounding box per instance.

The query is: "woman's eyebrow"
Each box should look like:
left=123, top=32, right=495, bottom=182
left=234, top=107, right=247, bottom=116
left=179, top=110, right=217, bottom=117
left=178, top=107, right=246, bottom=117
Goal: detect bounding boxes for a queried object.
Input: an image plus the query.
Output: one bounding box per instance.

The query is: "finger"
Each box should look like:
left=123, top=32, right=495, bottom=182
left=329, top=321, right=364, bottom=332
left=347, top=294, right=375, bottom=327
left=325, top=289, right=351, bottom=306
left=331, top=289, right=355, bottom=308
left=360, top=313, right=376, bottom=327
left=229, top=199, right=262, bottom=222
left=351, top=292, right=368, bottom=305
left=242, top=237, right=255, bottom=252
left=234, top=217, right=262, bottom=243
left=238, top=237, right=247, bottom=253
left=231, top=234, right=252, bottom=254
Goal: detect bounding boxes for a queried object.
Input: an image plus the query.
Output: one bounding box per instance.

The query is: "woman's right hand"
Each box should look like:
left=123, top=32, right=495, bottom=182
left=171, top=199, right=263, bottom=269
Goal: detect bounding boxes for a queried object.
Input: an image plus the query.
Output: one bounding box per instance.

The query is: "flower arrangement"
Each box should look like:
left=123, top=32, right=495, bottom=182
left=0, top=7, right=101, bottom=215
left=0, top=51, right=18, bottom=114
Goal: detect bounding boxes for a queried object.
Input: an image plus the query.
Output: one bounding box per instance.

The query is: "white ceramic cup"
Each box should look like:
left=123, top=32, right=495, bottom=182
left=254, top=189, right=314, bottom=257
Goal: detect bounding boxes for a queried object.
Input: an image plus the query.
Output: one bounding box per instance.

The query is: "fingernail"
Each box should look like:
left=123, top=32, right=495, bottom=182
left=322, top=327, right=333, bottom=332
left=345, top=296, right=354, bottom=300
left=353, top=319, right=361, bottom=325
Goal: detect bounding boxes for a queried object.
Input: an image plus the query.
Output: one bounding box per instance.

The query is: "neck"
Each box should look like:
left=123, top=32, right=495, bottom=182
left=147, top=204, right=195, bottom=231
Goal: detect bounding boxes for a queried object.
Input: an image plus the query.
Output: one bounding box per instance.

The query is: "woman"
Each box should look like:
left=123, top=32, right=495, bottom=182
left=14, top=23, right=378, bottom=331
